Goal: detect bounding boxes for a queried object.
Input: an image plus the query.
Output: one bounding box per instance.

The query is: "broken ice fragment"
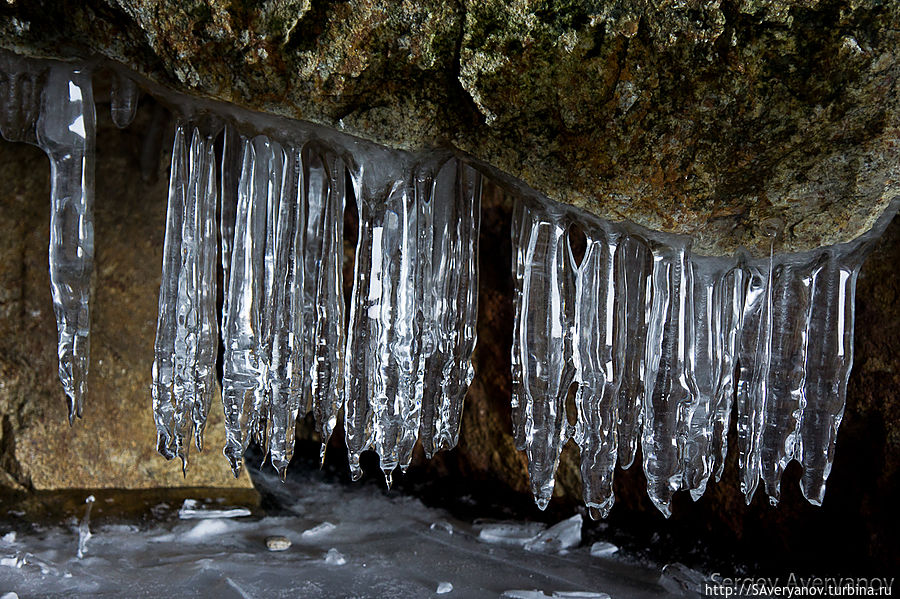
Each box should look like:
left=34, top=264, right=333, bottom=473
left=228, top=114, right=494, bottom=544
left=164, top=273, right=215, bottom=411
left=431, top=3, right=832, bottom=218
left=589, top=541, right=619, bottom=557
left=109, top=72, right=139, bottom=129
left=37, top=64, right=96, bottom=423
left=324, top=548, right=346, bottom=565
left=177, top=498, right=251, bottom=519
left=302, top=521, right=336, bottom=538
left=477, top=521, right=546, bottom=546
left=522, top=514, right=582, bottom=553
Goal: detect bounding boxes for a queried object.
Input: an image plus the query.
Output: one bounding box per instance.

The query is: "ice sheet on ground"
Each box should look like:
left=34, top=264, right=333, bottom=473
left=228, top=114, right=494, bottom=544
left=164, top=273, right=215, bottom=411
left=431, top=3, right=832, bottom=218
left=0, top=471, right=677, bottom=598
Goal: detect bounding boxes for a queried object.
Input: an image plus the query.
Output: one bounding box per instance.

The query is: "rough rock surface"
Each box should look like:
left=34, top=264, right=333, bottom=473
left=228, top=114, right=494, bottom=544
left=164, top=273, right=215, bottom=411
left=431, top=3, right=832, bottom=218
left=0, top=96, right=253, bottom=492
left=2, top=1, right=899, bottom=254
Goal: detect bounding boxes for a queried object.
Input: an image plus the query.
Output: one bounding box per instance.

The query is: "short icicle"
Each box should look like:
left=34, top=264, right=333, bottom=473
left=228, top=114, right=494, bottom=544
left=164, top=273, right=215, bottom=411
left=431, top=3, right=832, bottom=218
left=109, top=72, right=139, bottom=129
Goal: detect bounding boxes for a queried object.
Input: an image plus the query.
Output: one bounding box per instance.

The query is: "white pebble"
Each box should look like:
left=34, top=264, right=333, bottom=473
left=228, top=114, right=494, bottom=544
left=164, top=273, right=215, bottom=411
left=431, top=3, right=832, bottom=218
left=265, top=536, right=291, bottom=551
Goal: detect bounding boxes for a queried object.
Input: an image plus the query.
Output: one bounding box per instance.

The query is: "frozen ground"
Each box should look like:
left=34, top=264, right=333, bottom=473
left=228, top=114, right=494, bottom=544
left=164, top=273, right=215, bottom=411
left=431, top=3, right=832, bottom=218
left=0, top=467, right=707, bottom=598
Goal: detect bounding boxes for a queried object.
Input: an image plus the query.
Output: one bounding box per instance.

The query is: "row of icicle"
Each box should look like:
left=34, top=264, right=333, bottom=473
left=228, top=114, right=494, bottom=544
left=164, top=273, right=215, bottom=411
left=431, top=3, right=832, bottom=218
left=511, top=196, right=888, bottom=517
left=0, top=51, right=891, bottom=515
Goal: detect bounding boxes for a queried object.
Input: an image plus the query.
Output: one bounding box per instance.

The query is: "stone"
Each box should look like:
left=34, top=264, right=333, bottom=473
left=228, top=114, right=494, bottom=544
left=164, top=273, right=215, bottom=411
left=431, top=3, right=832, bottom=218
left=1, top=1, right=898, bottom=254
left=265, top=535, right=292, bottom=551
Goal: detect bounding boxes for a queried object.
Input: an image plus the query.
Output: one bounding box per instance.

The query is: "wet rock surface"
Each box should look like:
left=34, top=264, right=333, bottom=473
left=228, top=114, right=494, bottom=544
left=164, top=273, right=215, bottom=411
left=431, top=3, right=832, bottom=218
left=2, top=1, right=899, bottom=254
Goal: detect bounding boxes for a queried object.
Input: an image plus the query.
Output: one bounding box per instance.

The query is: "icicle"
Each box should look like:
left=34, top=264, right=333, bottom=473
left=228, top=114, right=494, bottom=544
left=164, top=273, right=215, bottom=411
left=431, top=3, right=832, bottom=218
left=712, top=267, right=744, bottom=484
left=572, top=219, right=624, bottom=520
left=151, top=123, right=218, bottom=466
left=757, top=255, right=817, bottom=505
left=421, top=160, right=481, bottom=458
left=36, top=65, right=97, bottom=423
left=221, top=137, right=268, bottom=475
left=152, top=123, right=187, bottom=459
left=797, top=244, right=866, bottom=505
left=510, top=197, right=532, bottom=451
left=736, top=253, right=773, bottom=504
left=109, top=72, right=139, bottom=129
left=641, top=236, right=696, bottom=517
left=682, top=257, right=742, bottom=500
left=615, top=236, right=653, bottom=469
left=266, top=148, right=304, bottom=476
left=248, top=137, right=287, bottom=454
left=345, top=156, right=421, bottom=482
left=518, top=203, right=576, bottom=509
left=0, top=51, right=43, bottom=143
left=303, top=145, right=347, bottom=463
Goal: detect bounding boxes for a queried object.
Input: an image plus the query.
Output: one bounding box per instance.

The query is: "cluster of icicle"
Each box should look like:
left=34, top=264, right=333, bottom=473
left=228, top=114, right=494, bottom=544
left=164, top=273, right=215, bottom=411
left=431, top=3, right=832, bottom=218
left=0, top=51, right=482, bottom=485
left=2, top=49, right=895, bottom=515
left=153, top=121, right=481, bottom=483
left=511, top=193, right=896, bottom=518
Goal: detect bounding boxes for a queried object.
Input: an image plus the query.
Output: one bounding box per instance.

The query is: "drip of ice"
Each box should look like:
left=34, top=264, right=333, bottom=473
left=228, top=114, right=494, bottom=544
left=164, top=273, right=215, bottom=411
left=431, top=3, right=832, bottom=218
left=76, top=495, right=95, bottom=559
left=511, top=194, right=897, bottom=515
left=109, top=71, right=139, bottom=129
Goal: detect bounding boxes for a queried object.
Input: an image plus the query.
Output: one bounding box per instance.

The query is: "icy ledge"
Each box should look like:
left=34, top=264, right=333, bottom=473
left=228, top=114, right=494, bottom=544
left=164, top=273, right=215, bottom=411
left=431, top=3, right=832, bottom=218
left=511, top=191, right=899, bottom=517
left=1, top=49, right=897, bottom=517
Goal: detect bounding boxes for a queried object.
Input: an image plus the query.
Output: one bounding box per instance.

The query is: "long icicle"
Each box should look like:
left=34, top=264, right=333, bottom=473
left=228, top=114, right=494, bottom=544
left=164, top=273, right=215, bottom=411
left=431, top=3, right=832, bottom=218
left=641, top=236, right=696, bottom=517
left=519, top=204, right=575, bottom=510
left=305, top=146, right=347, bottom=463
left=221, top=136, right=267, bottom=476
left=151, top=122, right=188, bottom=459
left=572, top=219, right=624, bottom=520
left=36, top=65, right=96, bottom=423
